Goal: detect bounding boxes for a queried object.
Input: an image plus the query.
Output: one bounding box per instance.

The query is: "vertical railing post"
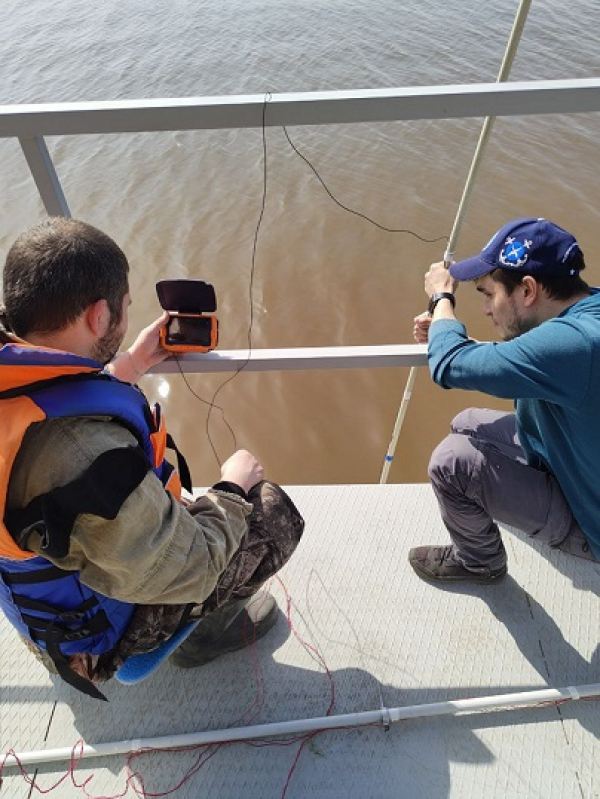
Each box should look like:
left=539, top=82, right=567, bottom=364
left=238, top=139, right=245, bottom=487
left=19, top=135, right=71, bottom=217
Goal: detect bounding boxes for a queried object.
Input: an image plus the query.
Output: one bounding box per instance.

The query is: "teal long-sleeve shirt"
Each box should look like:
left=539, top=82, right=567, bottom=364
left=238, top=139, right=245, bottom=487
left=427, top=289, right=600, bottom=558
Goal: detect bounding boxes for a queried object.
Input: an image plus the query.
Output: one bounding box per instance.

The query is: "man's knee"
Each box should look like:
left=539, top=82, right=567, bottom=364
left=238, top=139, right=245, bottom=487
left=247, top=481, right=304, bottom=558
left=428, top=433, right=478, bottom=493
left=449, top=407, right=510, bottom=437
left=450, top=408, right=479, bottom=436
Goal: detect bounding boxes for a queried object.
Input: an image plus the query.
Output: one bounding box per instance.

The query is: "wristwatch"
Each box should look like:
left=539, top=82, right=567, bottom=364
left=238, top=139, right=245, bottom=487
left=428, top=292, right=456, bottom=315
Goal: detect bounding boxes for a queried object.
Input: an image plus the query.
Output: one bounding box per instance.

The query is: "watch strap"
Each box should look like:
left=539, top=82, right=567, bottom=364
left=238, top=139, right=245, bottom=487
left=428, top=292, right=456, bottom=315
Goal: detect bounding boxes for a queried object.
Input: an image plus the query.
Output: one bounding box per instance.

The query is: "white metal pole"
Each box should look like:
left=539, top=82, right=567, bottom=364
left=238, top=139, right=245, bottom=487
left=380, top=0, right=533, bottom=483
left=380, top=366, right=417, bottom=483
left=443, top=0, right=532, bottom=263
left=2, top=682, right=598, bottom=769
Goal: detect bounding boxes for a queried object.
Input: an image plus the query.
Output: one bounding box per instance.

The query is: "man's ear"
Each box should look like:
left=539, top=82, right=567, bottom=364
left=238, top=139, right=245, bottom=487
left=84, top=298, right=111, bottom=336
left=521, top=276, right=539, bottom=307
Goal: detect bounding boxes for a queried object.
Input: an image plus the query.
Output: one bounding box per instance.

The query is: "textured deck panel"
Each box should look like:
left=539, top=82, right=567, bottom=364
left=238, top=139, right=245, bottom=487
left=1, top=484, right=598, bottom=798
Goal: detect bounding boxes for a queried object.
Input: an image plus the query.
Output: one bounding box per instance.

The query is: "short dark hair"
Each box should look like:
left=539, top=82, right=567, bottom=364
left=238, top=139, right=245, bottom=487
left=3, top=217, right=129, bottom=337
left=490, top=250, right=589, bottom=301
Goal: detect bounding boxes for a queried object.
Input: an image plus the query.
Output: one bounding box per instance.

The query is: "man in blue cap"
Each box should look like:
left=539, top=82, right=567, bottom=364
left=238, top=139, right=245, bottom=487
left=411, top=217, right=600, bottom=583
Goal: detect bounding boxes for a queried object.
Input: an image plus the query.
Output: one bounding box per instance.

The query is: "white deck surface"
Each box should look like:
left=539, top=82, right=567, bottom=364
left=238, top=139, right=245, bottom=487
left=1, top=484, right=598, bottom=798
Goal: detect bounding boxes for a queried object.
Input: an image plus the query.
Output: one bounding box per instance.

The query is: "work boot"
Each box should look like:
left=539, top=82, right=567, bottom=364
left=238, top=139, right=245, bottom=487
left=409, top=545, right=507, bottom=584
left=170, top=593, right=278, bottom=669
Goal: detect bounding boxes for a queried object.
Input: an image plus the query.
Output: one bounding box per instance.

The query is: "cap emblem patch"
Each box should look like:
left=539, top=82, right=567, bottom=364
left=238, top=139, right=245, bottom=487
left=499, top=236, right=532, bottom=268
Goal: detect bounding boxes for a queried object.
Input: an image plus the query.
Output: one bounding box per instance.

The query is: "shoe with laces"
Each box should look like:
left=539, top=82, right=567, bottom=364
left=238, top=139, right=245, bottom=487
left=170, top=593, right=278, bottom=669
left=408, top=545, right=507, bottom=584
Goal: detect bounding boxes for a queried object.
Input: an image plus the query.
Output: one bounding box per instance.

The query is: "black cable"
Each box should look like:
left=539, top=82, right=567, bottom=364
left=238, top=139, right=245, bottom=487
left=177, top=95, right=447, bottom=468
left=173, top=355, right=237, bottom=467
left=281, top=125, right=448, bottom=243
left=177, top=93, right=270, bottom=468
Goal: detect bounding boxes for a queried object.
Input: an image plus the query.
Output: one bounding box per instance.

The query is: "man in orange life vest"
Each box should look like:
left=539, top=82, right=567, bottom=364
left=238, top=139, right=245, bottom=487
left=0, top=216, right=303, bottom=700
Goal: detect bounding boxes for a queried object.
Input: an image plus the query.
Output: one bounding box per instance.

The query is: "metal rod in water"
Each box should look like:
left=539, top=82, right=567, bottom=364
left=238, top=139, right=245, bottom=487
left=444, top=0, right=533, bottom=261
left=380, top=0, right=533, bottom=483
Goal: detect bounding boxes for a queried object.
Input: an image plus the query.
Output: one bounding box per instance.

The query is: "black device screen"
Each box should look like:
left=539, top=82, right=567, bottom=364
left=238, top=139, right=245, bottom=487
left=166, top=316, right=213, bottom=346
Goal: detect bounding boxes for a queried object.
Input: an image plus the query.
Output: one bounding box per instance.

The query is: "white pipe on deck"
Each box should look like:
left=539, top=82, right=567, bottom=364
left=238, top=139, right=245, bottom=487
left=3, top=683, right=599, bottom=768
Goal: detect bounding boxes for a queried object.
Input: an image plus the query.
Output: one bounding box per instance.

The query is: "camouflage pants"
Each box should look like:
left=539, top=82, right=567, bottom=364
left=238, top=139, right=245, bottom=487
left=92, top=480, right=304, bottom=681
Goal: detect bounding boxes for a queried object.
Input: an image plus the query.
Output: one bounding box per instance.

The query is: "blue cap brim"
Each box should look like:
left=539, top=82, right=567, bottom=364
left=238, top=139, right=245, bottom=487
left=449, top=255, right=496, bottom=281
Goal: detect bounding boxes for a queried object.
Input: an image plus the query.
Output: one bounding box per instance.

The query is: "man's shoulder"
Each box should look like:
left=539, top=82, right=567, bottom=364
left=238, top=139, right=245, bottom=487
left=547, top=294, right=600, bottom=343
left=562, top=290, right=600, bottom=320
left=27, top=415, right=139, bottom=451
left=9, top=416, right=140, bottom=505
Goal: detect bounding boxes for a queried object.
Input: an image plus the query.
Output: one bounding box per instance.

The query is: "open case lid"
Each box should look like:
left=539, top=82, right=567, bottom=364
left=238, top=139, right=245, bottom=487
left=156, top=280, right=217, bottom=313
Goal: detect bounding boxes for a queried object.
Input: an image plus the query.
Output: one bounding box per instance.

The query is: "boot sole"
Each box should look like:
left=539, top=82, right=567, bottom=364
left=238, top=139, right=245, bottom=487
left=410, top=562, right=508, bottom=585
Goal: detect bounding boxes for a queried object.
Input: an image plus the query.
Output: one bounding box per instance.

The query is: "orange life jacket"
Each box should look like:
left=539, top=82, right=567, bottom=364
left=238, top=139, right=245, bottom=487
left=0, top=341, right=190, bottom=699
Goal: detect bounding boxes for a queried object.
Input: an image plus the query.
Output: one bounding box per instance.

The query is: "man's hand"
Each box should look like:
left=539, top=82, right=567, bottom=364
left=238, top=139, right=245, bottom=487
left=424, top=261, right=458, bottom=299
left=413, top=311, right=432, bottom=344
left=127, top=311, right=171, bottom=373
left=108, top=312, right=170, bottom=382
left=220, top=449, right=265, bottom=494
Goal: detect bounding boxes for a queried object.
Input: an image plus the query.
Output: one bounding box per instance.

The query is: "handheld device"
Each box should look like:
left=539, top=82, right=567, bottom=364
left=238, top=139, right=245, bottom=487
left=156, top=279, right=219, bottom=353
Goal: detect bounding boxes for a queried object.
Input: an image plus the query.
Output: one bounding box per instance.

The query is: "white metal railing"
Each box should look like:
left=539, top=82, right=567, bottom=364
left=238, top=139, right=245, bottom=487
left=2, top=74, right=600, bottom=476
left=3, top=79, right=600, bottom=135
left=2, top=79, right=600, bottom=219
left=146, top=344, right=428, bottom=374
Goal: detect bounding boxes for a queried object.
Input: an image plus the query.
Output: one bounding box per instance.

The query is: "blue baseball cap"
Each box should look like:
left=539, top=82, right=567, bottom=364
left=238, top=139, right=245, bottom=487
left=449, top=217, right=581, bottom=281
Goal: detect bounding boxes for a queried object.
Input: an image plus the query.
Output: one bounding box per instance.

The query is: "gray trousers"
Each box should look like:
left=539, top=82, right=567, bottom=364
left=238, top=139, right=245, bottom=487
left=428, top=408, right=596, bottom=571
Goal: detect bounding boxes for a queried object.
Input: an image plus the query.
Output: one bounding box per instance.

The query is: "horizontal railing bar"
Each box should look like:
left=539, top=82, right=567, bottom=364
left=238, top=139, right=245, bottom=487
left=1, top=79, right=599, bottom=137
left=146, top=345, right=428, bottom=374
